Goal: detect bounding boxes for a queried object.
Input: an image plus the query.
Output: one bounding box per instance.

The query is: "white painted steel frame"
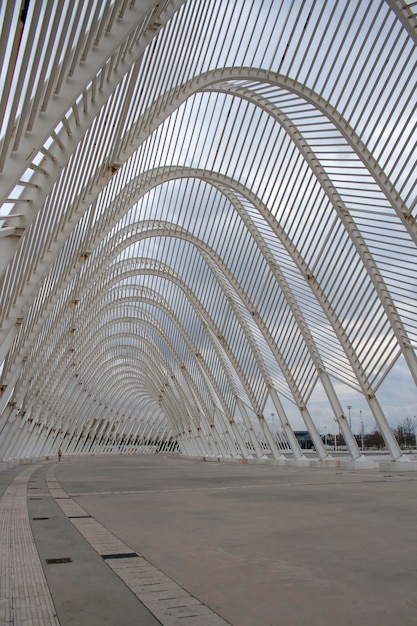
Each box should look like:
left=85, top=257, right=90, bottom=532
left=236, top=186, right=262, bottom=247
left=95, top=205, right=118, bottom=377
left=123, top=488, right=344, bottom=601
left=0, top=0, right=416, bottom=464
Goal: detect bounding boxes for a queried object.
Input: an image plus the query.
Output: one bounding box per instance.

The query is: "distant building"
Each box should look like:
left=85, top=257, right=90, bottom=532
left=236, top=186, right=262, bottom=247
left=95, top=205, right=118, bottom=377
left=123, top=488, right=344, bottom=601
left=294, top=431, right=314, bottom=450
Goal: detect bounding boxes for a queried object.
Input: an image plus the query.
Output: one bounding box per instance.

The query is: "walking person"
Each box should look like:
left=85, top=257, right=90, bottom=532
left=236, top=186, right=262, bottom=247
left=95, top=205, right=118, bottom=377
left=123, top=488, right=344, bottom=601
left=58, top=448, right=62, bottom=462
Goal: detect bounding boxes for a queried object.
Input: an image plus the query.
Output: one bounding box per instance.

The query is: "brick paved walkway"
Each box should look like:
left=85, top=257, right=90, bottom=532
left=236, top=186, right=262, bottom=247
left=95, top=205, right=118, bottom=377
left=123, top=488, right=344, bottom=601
left=0, top=464, right=59, bottom=625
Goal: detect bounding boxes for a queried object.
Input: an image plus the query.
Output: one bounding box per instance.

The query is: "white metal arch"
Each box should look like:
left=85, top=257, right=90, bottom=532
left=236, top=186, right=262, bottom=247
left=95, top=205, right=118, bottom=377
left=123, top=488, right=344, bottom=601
left=0, top=165, right=411, bottom=461
left=88, top=222, right=338, bottom=458
left=1, top=0, right=416, bottom=467
left=1, top=19, right=415, bottom=358
left=22, top=165, right=404, bottom=459
left=3, top=135, right=415, bottom=410
left=22, top=251, right=291, bottom=458
left=74, top=317, right=218, bottom=434
left=2, top=78, right=415, bottom=394
left=75, top=302, right=235, bottom=426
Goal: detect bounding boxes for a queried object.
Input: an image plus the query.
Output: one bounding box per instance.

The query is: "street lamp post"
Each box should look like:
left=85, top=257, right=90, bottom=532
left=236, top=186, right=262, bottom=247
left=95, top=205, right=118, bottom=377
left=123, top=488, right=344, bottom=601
left=360, top=410, right=364, bottom=450
left=414, top=416, right=417, bottom=449
left=347, top=405, right=352, bottom=429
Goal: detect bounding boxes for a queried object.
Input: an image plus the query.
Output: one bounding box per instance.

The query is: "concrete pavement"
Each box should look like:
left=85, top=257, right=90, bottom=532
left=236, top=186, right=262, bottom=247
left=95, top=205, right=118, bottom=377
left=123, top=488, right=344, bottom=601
left=1, top=454, right=416, bottom=625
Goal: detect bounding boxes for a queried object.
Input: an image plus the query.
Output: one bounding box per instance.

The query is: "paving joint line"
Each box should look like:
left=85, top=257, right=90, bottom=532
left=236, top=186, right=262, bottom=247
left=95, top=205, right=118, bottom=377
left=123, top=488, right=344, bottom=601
left=65, top=475, right=417, bottom=498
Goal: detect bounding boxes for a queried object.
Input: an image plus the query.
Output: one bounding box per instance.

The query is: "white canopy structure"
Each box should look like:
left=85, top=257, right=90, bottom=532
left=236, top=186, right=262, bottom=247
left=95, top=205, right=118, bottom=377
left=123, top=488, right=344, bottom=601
left=0, top=0, right=416, bottom=467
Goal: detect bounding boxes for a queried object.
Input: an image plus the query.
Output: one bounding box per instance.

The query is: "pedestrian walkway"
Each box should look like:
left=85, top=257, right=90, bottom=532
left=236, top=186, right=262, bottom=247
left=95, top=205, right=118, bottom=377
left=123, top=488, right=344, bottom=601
left=0, top=465, right=58, bottom=625
left=45, top=466, right=228, bottom=625
left=1, top=454, right=417, bottom=625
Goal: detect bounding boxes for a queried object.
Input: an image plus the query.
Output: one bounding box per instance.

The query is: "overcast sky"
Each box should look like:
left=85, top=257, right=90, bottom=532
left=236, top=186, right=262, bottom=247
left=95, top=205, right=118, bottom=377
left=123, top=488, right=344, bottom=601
left=267, top=355, right=417, bottom=434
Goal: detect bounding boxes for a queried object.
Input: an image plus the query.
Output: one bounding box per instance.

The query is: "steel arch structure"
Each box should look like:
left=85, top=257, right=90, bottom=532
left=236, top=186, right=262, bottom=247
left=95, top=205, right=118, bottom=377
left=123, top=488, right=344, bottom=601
left=0, top=0, right=416, bottom=468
